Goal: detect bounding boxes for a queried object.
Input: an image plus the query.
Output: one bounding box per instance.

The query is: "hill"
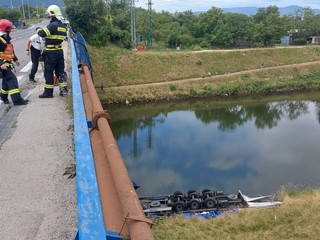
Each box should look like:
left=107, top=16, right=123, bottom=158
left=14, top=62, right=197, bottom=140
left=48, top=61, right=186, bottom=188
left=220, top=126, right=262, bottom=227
left=222, top=5, right=320, bottom=15
left=194, top=5, right=320, bottom=16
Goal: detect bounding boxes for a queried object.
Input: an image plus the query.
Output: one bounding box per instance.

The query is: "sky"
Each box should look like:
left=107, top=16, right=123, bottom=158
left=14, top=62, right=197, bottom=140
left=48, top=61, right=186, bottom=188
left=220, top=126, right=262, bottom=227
left=135, top=0, right=320, bottom=13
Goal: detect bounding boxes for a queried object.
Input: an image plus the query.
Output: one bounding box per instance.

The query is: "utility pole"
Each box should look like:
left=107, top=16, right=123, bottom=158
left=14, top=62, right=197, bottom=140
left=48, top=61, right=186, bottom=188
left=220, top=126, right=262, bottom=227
left=27, top=0, right=31, bottom=20
left=36, top=0, right=39, bottom=16
left=147, top=0, right=153, bottom=46
left=21, top=0, right=26, bottom=22
left=130, top=0, right=137, bottom=50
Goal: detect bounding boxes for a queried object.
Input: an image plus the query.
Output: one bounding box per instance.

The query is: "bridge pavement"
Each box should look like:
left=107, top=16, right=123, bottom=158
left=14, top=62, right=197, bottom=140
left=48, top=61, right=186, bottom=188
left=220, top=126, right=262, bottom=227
left=0, top=57, right=77, bottom=239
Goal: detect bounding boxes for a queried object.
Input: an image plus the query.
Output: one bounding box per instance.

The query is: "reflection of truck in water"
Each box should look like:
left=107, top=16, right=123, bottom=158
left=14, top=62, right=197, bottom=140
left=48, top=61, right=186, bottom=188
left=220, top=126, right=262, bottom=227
left=140, top=189, right=281, bottom=217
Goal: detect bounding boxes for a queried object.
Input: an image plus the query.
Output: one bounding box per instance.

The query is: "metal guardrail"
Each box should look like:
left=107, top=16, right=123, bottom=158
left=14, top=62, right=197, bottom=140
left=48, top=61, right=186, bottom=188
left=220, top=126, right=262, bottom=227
left=70, top=30, right=155, bottom=240
left=70, top=36, right=106, bottom=240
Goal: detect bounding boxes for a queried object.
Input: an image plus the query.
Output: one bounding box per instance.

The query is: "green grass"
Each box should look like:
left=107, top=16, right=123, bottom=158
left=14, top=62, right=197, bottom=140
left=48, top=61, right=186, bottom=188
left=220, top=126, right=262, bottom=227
left=152, top=189, right=320, bottom=240
left=88, top=45, right=320, bottom=105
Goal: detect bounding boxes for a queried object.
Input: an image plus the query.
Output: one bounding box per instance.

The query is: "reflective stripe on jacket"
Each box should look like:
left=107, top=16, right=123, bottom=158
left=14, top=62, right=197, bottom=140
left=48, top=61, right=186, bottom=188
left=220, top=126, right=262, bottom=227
left=37, top=17, right=67, bottom=51
left=0, top=36, right=14, bottom=62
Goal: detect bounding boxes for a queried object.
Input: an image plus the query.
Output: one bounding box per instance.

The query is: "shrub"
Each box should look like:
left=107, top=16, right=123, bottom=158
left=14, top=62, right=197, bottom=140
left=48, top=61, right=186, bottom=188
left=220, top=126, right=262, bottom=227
left=196, top=59, right=203, bottom=66
left=189, top=88, right=197, bottom=96
left=241, top=74, right=251, bottom=80
left=169, top=84, right=177, bottom=91
left=292, top=38, right=307, bottom=45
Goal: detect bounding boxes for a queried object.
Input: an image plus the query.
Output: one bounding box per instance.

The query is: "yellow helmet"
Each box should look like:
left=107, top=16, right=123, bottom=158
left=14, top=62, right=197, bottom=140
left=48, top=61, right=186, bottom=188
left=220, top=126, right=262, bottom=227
left=46, top=5, right=62, bottom=17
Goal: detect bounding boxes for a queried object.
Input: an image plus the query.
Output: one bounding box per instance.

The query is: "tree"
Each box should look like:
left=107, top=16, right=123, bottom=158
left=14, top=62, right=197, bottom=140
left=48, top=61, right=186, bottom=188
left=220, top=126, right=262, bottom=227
left=6, top=9, right=22, bottom=22
left=152, top=10, right=176, bottom=44
left=299, top=8, right=320, bottom=38
left=253, top=6, right=284, bottom=46
left=174, top=10, right=197, bottom=33
left=194, top=7, right=224, bottom=46
left=106, top=0, right=129, bottom=16
left=194, top=8, right=224, bottom=37
left=213, top=13, right=254, bottom=47
left=0, top=7, right=22, bottom=22
left=65, top=0, right=109, bottom=46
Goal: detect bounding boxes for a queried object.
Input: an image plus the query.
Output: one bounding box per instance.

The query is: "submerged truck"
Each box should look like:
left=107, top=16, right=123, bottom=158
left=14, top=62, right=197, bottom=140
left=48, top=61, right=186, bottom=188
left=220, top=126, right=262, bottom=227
left=140, top=188, right=281, bottom=217
left=140, top=189, right=245, bottom=216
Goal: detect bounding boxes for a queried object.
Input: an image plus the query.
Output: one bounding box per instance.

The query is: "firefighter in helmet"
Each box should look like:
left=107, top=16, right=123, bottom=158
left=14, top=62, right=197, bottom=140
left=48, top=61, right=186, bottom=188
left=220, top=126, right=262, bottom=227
left=37, top=5, right=67, bottom=98
left=0, top=19, right=29, bottom=105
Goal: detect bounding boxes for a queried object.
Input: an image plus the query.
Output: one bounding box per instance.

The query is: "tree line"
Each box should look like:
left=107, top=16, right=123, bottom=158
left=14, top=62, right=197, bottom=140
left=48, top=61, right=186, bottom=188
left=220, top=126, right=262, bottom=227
left=64, top=0, right=320, bottom=48
left=3, top=0, right=320, bottom=49
left=0, top=5, right=47, bottom=23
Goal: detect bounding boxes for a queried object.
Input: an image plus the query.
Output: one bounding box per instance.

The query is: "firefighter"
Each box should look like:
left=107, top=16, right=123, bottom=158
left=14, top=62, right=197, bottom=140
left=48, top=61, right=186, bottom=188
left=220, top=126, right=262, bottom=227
left=37, top=5, right=67, bottom=98
left=0, top=19, right=29, bottom=105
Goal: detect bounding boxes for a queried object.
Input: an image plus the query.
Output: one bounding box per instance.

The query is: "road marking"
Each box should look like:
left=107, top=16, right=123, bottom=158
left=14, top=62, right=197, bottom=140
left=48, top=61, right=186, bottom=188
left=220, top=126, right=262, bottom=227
left=20, top=61, right=32, bottom=73
left=17, top=75, right=24, bottom=83
left=24, top=88, right=35, bottom=100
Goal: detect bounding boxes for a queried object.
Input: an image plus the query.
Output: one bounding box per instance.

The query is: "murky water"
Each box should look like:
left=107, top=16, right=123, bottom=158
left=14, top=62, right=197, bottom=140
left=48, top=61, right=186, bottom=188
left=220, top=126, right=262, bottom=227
left=107, top=91, right=320, bottom=197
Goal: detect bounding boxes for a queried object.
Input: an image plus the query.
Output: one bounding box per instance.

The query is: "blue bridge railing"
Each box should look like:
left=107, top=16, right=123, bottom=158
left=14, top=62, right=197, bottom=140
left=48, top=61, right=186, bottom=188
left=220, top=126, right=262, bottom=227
left=70, top=30, right=107, bottom=240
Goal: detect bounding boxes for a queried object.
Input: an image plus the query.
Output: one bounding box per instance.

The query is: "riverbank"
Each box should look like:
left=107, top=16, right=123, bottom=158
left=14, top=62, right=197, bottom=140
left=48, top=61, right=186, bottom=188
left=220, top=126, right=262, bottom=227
left=89, top=45, right=320, bottom=104
left=152, top=189, right=320, bottom=239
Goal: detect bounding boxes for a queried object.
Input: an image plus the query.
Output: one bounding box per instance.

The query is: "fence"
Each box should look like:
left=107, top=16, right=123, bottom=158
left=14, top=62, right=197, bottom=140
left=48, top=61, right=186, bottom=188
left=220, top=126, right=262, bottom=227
left=70, top=29, right=155, bottom=240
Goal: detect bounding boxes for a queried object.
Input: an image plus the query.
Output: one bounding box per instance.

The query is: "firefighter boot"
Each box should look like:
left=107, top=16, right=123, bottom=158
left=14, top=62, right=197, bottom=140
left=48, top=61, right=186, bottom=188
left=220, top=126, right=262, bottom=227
left=39, top=89, right=53, bottom=98
left=39, top=93, right=53, bottom=98
left=1, top=97, right=9, bottom=104
left=13, top=98, right=29, bottom=106
left=29, top=74, right=37, bottom=83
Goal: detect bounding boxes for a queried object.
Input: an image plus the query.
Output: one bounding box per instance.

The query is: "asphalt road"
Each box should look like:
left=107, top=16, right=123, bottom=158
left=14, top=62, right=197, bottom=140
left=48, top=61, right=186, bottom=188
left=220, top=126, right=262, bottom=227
left=0, top=22, right=77, bottom=239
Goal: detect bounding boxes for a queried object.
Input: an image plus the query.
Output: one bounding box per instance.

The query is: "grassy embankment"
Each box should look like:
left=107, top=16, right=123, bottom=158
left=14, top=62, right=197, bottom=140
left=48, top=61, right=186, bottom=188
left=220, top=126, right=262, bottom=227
left=88, top=45, right=320, bottom=105
left=151, top=189, right=320, bottom=240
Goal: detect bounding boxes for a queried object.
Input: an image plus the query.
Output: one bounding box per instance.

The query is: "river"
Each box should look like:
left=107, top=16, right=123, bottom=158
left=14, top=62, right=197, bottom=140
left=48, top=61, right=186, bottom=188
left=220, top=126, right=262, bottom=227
left=107, top=91, right=320, bottom=197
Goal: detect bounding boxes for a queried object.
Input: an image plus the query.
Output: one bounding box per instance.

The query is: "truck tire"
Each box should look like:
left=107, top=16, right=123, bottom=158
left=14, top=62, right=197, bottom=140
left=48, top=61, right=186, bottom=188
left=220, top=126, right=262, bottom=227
left=188, top=199, right=201, bottom=210
left=204, top=197, right=217, bottom=209
left=173, top=201, right=185, bottom=212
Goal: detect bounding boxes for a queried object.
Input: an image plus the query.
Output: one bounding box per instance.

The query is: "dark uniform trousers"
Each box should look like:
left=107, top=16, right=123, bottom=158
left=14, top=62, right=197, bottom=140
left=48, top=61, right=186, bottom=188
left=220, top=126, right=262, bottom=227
left=29, top=45, right=42, bottom=80
left=0, top=67, right=23, bottom=102
left=43, top=49, right=66, bottom=95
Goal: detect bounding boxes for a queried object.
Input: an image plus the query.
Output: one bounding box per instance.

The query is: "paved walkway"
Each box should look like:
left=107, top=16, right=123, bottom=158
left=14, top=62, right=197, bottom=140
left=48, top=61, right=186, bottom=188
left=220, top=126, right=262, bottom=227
left=0, top=59, right=77, bottom=239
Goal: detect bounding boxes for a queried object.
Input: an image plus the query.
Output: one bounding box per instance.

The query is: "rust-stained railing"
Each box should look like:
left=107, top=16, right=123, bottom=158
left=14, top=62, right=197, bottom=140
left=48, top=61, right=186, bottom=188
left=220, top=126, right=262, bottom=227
left=71, top=30, right=155, bottom=240
left=80, top=64, right=155, bottom=240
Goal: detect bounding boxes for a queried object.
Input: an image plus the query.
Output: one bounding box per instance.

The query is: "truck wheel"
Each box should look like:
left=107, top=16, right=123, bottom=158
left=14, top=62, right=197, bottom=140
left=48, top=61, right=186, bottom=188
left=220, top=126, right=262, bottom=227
left=171, top=191, right=184, bottom=202
left=187, top=190, right=198, bottom=199
left=202, top=189, right=213, bottom=199
left=204, top=198, right=216, bottom=209
left=173, top=191, right=183, bottom=196
left=188, top=199, right=201, bottom=210
left=173, top=201, right=185, bottom=212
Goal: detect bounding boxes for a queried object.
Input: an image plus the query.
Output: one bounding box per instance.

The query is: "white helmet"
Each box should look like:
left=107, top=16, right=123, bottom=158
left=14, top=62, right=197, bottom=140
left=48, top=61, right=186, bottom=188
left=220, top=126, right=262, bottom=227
left=46, top=5, right=62, bottom=17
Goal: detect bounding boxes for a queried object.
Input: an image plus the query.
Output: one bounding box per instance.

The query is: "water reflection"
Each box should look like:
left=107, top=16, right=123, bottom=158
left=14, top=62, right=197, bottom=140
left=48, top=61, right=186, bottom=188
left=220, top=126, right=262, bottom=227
left=108, top=93, right=320, bottom=197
